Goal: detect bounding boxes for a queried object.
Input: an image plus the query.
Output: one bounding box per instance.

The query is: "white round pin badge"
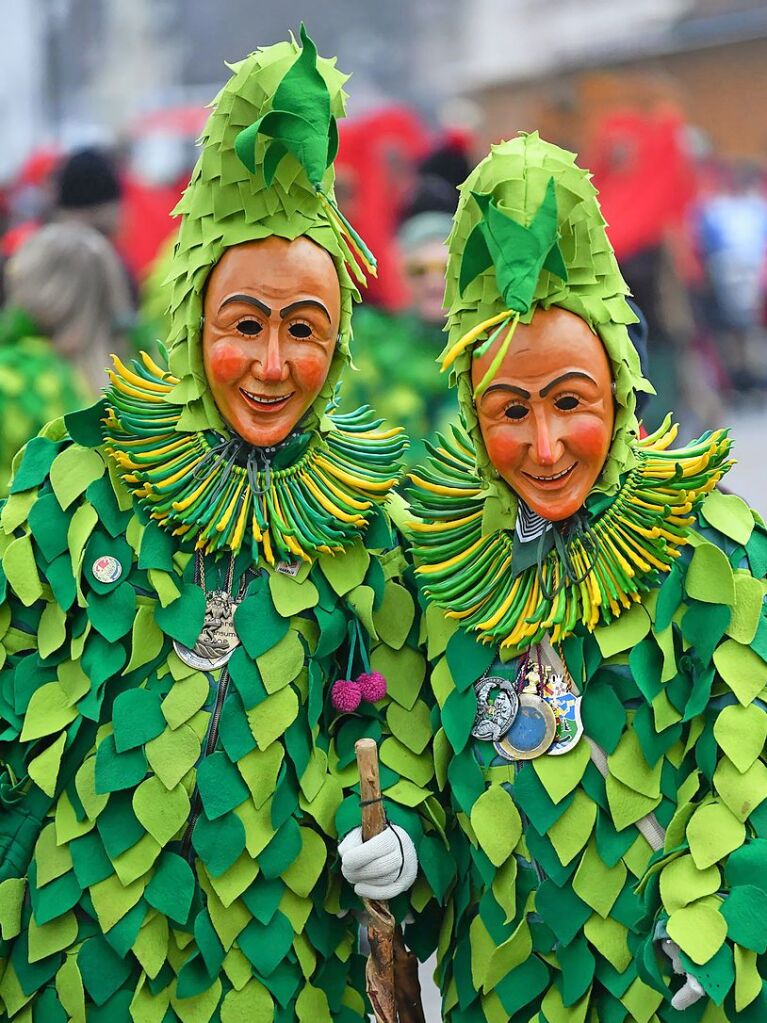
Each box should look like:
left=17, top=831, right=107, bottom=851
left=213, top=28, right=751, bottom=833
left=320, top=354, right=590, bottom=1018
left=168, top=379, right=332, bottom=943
left=92, top=556, right=122, bottom=584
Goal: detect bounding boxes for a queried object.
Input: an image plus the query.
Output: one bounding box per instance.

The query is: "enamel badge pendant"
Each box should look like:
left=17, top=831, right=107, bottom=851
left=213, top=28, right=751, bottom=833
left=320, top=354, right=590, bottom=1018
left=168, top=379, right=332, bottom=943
left=472, top=677, right=519, bottom=741
left=173, top=591, right=240, bottom=670
left=542, top=669, right=584, bottom=756
left=493, top=663, right=556, bottom=761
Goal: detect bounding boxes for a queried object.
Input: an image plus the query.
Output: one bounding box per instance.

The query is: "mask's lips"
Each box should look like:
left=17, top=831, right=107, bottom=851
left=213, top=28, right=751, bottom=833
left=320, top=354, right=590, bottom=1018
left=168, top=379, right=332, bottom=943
left=521, top=461, right=577, bottom=489
left=239, top=387, right=295, bottom=413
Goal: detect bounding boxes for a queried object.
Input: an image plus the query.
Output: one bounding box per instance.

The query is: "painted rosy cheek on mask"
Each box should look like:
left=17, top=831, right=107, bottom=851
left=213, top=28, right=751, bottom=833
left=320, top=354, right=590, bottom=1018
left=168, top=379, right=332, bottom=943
left=567, top=415, right=610, bottom=459
left=484, top=430, right=523, bottom=474
left=207, top=341, right=250, bottom=385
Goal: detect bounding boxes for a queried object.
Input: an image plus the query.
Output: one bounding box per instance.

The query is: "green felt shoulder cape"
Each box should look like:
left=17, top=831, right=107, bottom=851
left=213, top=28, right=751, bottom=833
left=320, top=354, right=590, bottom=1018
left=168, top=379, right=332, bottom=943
left=0, top=414, right=449, bottom=1021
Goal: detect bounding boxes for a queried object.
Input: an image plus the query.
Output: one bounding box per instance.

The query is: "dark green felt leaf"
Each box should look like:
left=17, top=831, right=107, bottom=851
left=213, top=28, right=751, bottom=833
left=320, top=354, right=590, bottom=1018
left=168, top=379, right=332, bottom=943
left=441, top=687, right=476, bottom=754
left=138, top=521, right=176, bottom=571
left=95, top=793, right=145, bottom=859
left=86, top=583, right=136, bottom=642
left=258, top=817, right=301, bottom=879
left=655, top=564, right=684, bottom=633
left=154, top=582, right=206, bottom=647
left=445, top=629, right=496, bottom=692
left=64, top=401, right=107, bottom=448
left=234, top=579, right=289, bottom=659
left=28, top=493, right=71, bottom=562
left=111, top=689, right=166, bottom=752
left=144, top=851, right=195, bottom=925
left=237, top=911, right=294, bottom=977
left=721, top=885, right=767, bottom=953
left=77, top=933, right=132, bottom=1006
left=192, top=812, right=246, bottom=878
left=9, top=437, right=61, bottom=493
left=94, top=735, right=147, bottom=794
left=196, top=751, right=250, bottom=819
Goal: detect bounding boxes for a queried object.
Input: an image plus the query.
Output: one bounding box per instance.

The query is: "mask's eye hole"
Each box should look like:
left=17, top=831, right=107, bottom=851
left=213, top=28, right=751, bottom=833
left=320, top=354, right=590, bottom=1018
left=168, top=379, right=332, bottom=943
left=555, top=395, right=580, bottom=411
left=288, top=322, right=312, bottom=340
left=505, top=404, right=528, bottom=421
left=236, top=318, right=262, bottom=337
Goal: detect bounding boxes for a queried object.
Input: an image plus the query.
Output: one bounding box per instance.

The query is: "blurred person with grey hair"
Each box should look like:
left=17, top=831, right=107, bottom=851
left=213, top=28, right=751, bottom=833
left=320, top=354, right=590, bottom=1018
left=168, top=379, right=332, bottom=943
left=0, top=222, right=132, bottom=494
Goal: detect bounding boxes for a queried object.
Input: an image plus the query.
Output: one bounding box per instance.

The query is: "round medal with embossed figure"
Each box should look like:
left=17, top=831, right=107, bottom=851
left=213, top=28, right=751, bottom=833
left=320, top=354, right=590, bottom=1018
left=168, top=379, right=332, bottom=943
left=471, top=677, right=519, bottom=742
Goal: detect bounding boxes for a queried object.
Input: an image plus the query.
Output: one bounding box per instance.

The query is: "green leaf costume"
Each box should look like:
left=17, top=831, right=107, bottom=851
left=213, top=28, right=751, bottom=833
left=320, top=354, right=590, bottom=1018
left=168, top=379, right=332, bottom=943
left=0, top=29, right=449, bottom=1023
left=408, top=133, right=767, bottom=1021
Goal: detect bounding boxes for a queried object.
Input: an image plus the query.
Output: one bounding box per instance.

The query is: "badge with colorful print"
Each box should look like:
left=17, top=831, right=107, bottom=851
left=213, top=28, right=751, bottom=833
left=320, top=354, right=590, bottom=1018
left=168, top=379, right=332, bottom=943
left=91, top=555, right=122, bottom=584
left=173, top=590, right=240, bottom=670
left=472, top=677, right=519, bottom=742
left=541, top=668, right=584, bottom=755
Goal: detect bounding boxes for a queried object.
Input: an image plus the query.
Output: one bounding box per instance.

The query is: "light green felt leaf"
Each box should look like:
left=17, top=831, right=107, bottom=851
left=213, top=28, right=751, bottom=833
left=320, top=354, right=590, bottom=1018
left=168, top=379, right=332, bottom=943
left=685, top=542, right=736, bottom=605
left=370, top=643, right=425, bottom=710
left=267, top=571, right=319, bottom=617
left=57, top=660, right=89, bottom=706
left=281, top=828, right=327, bottom=898
left=380, top=737, right=434, bottom=788
left=373, top=581, right=415, bottom=650
left=572, top=838, right=627, bottom=917
left=246, top=687, right=299, bottom=750
left=608, top=729, right=662, bottom=799
left=713, top=703, right=767, bottom=773
left=220, top=979, right=274, bottom=1023
left=28, top=732, right=67, bottom=797
left=0, top=878, right=26, bottom=940
left=112, top=832, right=162, bottom=887
left=726, top=574, right=763, bottom=644
left=67, top=503, right=98, bottom=576
left=346, top=584, right=378, bottom=641
left=532, top=737, right=590, bottom=804
left=256, top=629, right=304, bottom=693
left=296, top=983, right=332, bottom=1023
left=27, top=910, right=78, bottom=963
left=318, top=542, right=370, bottom=595
left=701, top=490, right=754, bottom=545
left=483, top=909, right=531, bottom=990
left=605, top=773, right=661, bottom=832
left=667, top=900, right=727, bottom=965
left=148, top=569, right=181, bottom=607
left=714, top=755, right=767, bottom=822
left=594, top=604, right=650, bottom=659
left=583, top=914, right=631, bottom=973
left=659, top=853, right=720, bottom=914
left=386, top=700, right=432, bottom=755
left=734, top=945, right=762, bottom=1012
left=161, top=672, right=209, bottom=729
left=424, top=601, right=459, bottom=659
left=133, top=777, right=191, bottom=845
left=33, top=824, right=72, bottom=886
left=2, top=534, right=43, bottom=606
left=38, top=601, right=67, bottom=659
left=145, top=725, right=200, bottom=790
left=687, top=801, right=745, bottom=869
left=124, top=604, right=165, bottom=674
left=0, top=489, right=36, bottom=532
left=470, top=785, right=521, bottom=867
left=20, top=682, right=77, bottom=741
left=382, top=778, right=430, bottom=807
left=236, top=744, right=284, bottom=809
left=56, top=952, right=86, bottom=1020
left=713, top=639, right=767, bottom=706
left=50, top=445, right=105, bottom=510
left=548, top=789, right=598, bottom=865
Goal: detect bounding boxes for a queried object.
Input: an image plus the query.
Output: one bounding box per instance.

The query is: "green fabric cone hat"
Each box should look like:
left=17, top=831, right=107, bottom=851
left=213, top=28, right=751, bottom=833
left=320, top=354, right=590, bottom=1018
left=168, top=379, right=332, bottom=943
left=440, top=131, right=653, bottom=520
left=162, top=25, right=372, bottom=436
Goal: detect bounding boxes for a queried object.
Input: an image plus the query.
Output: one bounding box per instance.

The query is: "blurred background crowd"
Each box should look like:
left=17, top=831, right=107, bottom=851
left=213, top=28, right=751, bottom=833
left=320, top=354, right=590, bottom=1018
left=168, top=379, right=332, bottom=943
left=0, top=0, right=766, bottom=506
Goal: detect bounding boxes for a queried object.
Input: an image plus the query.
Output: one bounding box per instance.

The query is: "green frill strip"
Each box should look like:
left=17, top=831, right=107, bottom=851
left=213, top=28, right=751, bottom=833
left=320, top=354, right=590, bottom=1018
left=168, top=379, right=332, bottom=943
left=408, top=416, right=733, bottom=652
left=102, top=351, right=406, bottom=560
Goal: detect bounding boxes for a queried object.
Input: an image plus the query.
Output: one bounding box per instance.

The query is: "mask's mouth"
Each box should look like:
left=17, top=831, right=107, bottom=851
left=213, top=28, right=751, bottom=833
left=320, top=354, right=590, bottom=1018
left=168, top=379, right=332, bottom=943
left=239, top=387, right=295, bottom=413
left=521, top=462, right=577, bottom=489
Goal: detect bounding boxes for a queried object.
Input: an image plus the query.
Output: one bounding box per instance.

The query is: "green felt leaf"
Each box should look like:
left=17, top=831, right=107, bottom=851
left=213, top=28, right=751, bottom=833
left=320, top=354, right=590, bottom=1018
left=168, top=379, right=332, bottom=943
left=132, top=777, right=190, bottom=845
left=346, top=583, right=378, bottom=641
left=77, top=933, right=132, bottom=1006
left=370, top=643, right=425, bottom=710
left=594, top=604, right=650, bottom=659
left=112, top=689, right=166, bottom=752
left=685, top=542, right=736, bottom=605
left=192, top=811, right=246, bottom=877
left=20, top=682, right=77, bottom=741
left=604, top=772, right=660, bottom=832
left=548, top=788, right=597, bottom=866
left=86, top=582, right=136, bottom=642
left=145, top=724, right=200, bottom=789
left=27, top=909, right=78, bottom=963
left=318, top=542, right=370, bottom=596
left=532, top=738, right=590, bottom=805
left=714, top=755, right=767, bottom=823
left=667, top=900, right=727, bottom=965
left=38, top=601, right=67, bottom=658
left=256, top=629, right=304, bottom=694
left=726, top=574, right=763, bottom=644
left=9, top=435, right=60, bottom=493
left=247, top=686, right=299, bottom=751
left=94, top=734, right=148, bottom=794
left=50, top=445, right=105, bottom=510
left=124, top=604, right=165, bottom=673
left=0, top=878, right=26, bottom=941
left=713, top=639, right=767, bottom=706
left=267, top=571, right=319, bottom=617
left=386, top=699, right=432, bottom=755
left=237, top=743, right=284, bottom=809
left=659, top=853, right=721, bottom=913
left=281, top=827, right=327, bottom=898
left=686, top=801, right=746, bottom=869
left=234, top=579, right=288, bottom=659
left=145, top=851, right=195, bottom=924
left=372, top=581, right=415, bottom=650
left=154, top=582, right=206, bottom=647
left=2, top=534, right=43, bottom=606
left=713, top=703, right=767, bottom=773
left=572, top=837, right=627, bottom=918
left=608, top=729, right=662, bottom=799
left=161, top=672, right=209, bottom=729
left=196, top=751, right=250, bottom=819
left=701, top=491, right=755, bottom=545
left=720, top=884, right=767, bottom=952
left=220, top=979, right=274, bottom=1023
left=28, top=732, right=67, bottom=797
left=734, top=944, right=762, bottom=1011
left=470, top=785, right=521, bottom=867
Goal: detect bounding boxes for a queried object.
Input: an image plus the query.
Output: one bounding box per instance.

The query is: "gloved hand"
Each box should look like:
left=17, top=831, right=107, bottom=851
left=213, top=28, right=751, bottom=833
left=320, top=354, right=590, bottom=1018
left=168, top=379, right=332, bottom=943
left=338, top=825, right=418, bottom=900
left=661, top=938, right=705, bottom=1010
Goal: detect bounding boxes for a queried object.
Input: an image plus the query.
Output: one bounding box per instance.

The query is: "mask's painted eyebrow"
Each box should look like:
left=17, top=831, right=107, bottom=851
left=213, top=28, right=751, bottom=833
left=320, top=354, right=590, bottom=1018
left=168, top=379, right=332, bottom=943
left=480, top=383, right=531, bottom=402
left=539, top=371, right=597, bottom=397
left=279, top=299, right=331, bottom=322
left=219, top=294, right=271, bottom=316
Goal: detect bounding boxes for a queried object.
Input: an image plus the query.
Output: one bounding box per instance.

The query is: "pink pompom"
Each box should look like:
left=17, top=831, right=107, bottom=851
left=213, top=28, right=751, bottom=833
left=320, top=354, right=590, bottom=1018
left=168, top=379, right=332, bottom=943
left=331, top=678, right=362, bottom=713
left=357, top=671, right=387, bottom=703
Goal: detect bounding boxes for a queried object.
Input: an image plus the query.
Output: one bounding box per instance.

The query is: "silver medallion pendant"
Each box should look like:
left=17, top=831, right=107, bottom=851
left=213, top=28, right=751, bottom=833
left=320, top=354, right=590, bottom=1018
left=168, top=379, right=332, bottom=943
left=173, top=590, right=241, bottom=670
left=472, top=677, right=519, bottom=742
left=542, top=668, right=584, bottom=756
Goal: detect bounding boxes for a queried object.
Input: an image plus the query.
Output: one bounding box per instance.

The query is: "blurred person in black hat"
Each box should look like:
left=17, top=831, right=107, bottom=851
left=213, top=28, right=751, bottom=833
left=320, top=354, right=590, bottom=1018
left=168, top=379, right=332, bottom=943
left=52, top=146, right=123, bottom=240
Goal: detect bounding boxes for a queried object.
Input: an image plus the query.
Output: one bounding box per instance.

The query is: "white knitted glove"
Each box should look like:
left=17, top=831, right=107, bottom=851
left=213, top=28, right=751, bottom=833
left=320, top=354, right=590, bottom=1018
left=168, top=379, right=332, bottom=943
left=661, top=938, right=705, bottom=1010
left=338, top=825, right=418, bottom=900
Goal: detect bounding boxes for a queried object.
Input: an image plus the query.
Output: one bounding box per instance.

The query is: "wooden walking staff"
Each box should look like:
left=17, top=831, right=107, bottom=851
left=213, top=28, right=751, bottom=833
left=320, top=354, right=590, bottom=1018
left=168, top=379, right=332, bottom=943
left=354, top=738, right=426, bottom=1023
